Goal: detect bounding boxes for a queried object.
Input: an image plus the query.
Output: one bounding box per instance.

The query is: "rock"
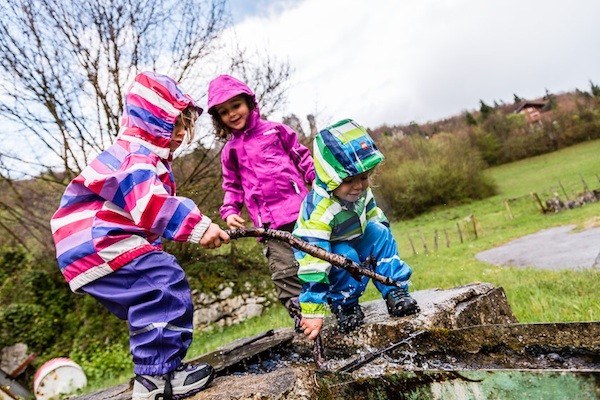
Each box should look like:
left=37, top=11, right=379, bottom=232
left=218, top=287, right=233, bottom=300
left=1, top=343, right=29, bottom=376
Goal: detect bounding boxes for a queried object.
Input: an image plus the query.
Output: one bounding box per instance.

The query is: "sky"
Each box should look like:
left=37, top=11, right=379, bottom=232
left=226, top=0, right=600, bottom=129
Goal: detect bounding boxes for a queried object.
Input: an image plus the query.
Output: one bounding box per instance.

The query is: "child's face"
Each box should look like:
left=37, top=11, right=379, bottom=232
left=214, top=95, right=251, bottom=131
left=333, top=171, right=372, bottom=203
left=171, top=123, right=186, bottom=152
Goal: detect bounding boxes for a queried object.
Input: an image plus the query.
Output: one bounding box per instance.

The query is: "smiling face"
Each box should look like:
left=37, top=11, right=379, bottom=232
left=214, top=94, right=251, bottom=131
left=332, top=170, right=372, bottom=203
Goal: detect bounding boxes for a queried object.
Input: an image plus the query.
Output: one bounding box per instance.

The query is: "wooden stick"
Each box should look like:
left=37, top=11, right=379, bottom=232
left=225, top=228, right=403, bottom=288
left=313, top=334, right=326, bottom=370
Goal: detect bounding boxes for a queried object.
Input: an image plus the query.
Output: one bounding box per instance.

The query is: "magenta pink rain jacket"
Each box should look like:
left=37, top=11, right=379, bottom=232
left=208, top=75, right=315, bottom=229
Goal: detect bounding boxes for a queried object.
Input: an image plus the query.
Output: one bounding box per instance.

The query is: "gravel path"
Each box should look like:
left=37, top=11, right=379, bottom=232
left=475, top=225, right=600, bottom=270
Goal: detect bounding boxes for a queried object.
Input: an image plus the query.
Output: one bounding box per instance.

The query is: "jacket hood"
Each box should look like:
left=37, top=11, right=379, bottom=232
left=120, top=71, right=202, bottom=158
left=207, top=74, right=257, bottom=114
left=313, top=119, right=384, bottom=192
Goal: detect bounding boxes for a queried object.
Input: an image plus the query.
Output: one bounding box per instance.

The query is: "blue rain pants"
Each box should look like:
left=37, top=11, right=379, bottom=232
left=81, top=250, right=193, bottom=375
left=328, top=221, right=412, bottom=310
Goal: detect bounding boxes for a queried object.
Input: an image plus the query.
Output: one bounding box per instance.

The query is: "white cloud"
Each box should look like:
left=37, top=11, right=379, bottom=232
left=227, top=0, right=600, bottom=128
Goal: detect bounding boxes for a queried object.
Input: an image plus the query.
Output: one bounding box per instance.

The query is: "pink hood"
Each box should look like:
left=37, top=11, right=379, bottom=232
left=207, top=74, right=255, bottom=113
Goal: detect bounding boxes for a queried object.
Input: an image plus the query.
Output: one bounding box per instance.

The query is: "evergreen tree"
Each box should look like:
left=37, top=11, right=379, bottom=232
left=513, top=94, right=523, bottom=104
left=590, top=80, right=600, bottom=99
left=479, top=100, right=494, bottom=119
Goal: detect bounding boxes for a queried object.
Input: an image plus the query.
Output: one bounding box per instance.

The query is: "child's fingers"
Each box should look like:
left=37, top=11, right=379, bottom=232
left=220, top=230, right=230, bottom=244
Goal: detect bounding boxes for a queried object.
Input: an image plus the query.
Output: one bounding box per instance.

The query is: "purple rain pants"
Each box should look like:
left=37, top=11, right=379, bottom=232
left=328, top=221, right=413, bottom=309
left=81, top=250, right=193, bottom=375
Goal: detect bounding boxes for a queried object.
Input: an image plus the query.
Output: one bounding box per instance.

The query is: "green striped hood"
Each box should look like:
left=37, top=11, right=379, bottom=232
left=313, top=119, right=384, bottom=192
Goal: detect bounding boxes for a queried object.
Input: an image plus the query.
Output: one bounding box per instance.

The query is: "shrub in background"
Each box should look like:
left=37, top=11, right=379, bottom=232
left=375, top=134, right=497, bottom=219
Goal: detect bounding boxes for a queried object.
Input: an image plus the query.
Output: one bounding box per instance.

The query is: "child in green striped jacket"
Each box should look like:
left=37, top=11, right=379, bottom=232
left=293, top=119, right=419, bottom=339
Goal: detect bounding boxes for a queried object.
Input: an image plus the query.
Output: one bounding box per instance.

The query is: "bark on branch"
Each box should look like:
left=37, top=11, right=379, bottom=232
left=225, top=228, right=402, bottom=288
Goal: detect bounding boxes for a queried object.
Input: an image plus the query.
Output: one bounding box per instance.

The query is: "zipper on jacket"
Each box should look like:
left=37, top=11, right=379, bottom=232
left=290, top=179, right=300, bottom=194
left=253, top=197, right=263, bottom=226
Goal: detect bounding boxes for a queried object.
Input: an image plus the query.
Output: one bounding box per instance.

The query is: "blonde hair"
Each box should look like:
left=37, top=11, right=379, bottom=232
left=176, top=106, right=200, bottom=145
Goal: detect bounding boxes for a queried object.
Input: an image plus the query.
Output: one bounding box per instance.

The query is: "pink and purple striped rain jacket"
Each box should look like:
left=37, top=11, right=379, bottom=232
left=51, top=72, right=210, bottom=292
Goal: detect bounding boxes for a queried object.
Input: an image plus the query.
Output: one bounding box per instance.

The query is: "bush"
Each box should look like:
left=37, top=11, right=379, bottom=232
left=70, top=342, right=133, bottom=384
left=375, top=134, right=497, bottom=219
left=0, top=303, right=56, bottom=351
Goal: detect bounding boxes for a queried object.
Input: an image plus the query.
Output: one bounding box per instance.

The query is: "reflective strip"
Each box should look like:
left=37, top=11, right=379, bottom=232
left=130, top=322, right=193, bottom=336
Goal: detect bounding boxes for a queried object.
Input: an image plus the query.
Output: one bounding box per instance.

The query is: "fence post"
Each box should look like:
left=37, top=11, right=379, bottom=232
left=558, top=180, right=570, bottom=201
left=471, top=215, right=478, bottom=239
left=579, top=173, right=589, bottom=192
left=456, top=222, right=463, bottom=244
left=434, top=229, right=439, bottom=252
left=444, top=228, right=450, bottom=248
left=418, top=229, right=429, bottom=255
left=407, top=234, right=417, bottom=256
left=531, top=192, right=547, bottom=213
left=503, top=199, right=514, bottom=220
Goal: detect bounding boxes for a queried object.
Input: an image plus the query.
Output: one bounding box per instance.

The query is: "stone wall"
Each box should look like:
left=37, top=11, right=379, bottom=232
left=192, top=282, right=278, bottom=330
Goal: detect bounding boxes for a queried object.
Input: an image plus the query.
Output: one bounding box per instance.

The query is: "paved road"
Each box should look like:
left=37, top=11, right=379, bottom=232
left=476, top=225, right=600, bottom=270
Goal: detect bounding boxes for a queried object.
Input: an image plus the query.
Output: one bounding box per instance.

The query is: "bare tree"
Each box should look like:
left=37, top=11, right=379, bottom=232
left=0, top=0, right=292, bottom=251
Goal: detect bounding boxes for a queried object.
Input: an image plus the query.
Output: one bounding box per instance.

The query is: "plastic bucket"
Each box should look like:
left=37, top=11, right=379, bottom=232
left=33, top=358, right=87, bottom=400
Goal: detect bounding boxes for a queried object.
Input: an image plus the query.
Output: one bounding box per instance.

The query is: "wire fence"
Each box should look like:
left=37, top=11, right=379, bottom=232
left=400, top=172, right=600, bottom=257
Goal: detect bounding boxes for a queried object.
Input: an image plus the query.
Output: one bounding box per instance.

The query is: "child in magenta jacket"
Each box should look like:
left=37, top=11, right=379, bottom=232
left=207, top=74, right=315, bottom=328
left=51, top=72, right=229, bottom=399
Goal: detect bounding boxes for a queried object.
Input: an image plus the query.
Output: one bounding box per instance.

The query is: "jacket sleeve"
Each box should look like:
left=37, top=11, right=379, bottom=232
left=84, top=153, right=211, bottom=243
left=219, top=145, right=245, bottom=221
left=293, top=197, right=334, bottom=318
left=277, top=124, right=315, bottom=184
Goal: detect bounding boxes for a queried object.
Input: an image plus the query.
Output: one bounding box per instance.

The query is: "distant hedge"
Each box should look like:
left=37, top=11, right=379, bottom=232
left=374, top=134, right=497, bottom=219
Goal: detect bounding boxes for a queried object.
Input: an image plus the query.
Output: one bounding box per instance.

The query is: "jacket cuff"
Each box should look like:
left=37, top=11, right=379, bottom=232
left=300, top=302, right=331, bottom=318
left=220, top=208, right=239, bottom=222
left=189, top=216, right=212, bottom=243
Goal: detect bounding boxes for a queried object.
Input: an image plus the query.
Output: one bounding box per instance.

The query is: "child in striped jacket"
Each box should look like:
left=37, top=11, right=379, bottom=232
left=50, top=72, right=228, bottom=399
left=293, top=119, right=420, bottom=340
